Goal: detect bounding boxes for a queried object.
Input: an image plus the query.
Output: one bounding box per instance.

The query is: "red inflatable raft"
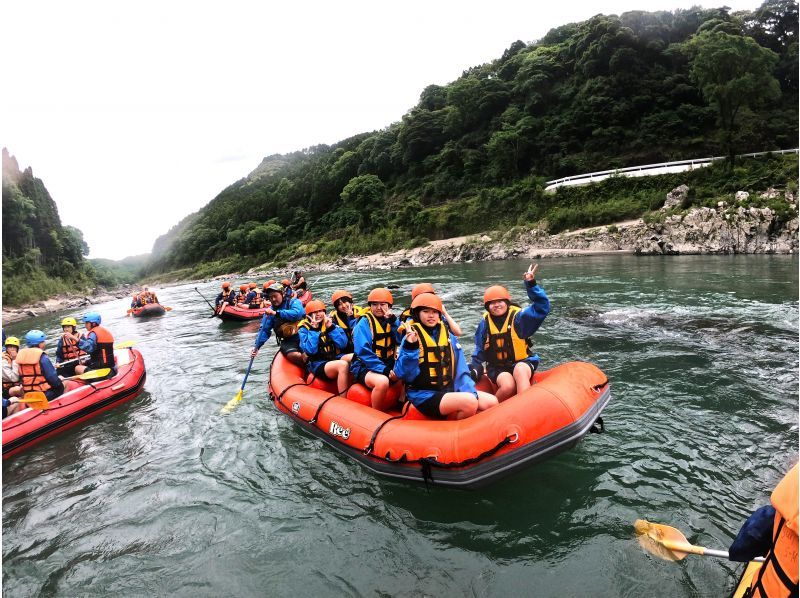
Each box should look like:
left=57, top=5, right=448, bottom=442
left=268, top=353, right=610, bottom=488
left=295, top=289, right=313, bottom=306
left=131, top=303, right=166, bottom=317
left=2, top=348, right=146, bottom=459
left=216, top=304, right=269, bottom=321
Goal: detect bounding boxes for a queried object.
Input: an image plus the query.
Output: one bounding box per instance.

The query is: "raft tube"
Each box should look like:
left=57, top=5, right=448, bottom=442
left=131, top=303, right=166, bottom=317
left=268, top=352, right=611, bottom=489
left=2, top=348, right=146, bottom=458
left=296, top=289, right=313, bottom=307
left=216, top=304, right=269, bottom=321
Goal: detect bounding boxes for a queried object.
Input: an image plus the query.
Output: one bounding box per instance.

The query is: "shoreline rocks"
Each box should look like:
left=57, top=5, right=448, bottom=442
left=2, top=286, right=138, bottom=325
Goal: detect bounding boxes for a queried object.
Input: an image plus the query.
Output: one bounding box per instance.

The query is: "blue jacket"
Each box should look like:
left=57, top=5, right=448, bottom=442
left=729, top=505, right=776, bottom=561
left=351, top=314, right=404, bottom=376
left=299, top=323, right=349, bottom=370
left=394, top=325, right=476, bottom=408
left=471, top=279, right=550, bottom=370
left=255, top=296, right=305, bottom=350
left=244, top=290, right=259, bottom=304
left=39, top=354, right=65, bottom=399
left=215, top=290, right=237, bottom=307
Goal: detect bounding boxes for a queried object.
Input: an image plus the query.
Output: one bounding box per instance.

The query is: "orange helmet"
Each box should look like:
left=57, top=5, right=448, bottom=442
left=367, top=288, right=394, bottom=305
left=331, top=290, right=353, bottom=306
left=281, top=279, right=291, bottom=286
left=304, top=300, right=326, bottom=315
left=411, top=292, right=443, bottom=313
left=222, top=281, right=231, bottom=289
left=483, top=285, right=511, bottom=305
left=263, top=280, right=276, bottom=289
left=239, top=284, right=248, bottom=292
left=411, top=283, right=436, bottom=300
left=249, top=282, right=257, bottom=289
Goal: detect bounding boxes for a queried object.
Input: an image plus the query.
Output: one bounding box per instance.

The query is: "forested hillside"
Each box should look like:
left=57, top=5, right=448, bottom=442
left=141, top=2, right=796, bottom=276
left=2, top=149, right=143, bottom=306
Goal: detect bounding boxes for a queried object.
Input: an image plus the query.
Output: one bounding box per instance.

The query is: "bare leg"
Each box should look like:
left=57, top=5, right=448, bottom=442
left=494, top=371, right=516, bottom=402
left=340, top=353, right=353, bottom=363
left=284, top=352, right=306, bottom=368
left=477, top=390, right=499, bottom=411
left=364, top=372, right=390, bottom=410
left=324, top=360, right=350, bottom=394
left=439, top=392, right=479, bottom=420
left=513, top=362, right=535, bottom=395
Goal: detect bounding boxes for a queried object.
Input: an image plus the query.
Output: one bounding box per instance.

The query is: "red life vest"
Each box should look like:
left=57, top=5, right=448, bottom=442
left=87, top=325, right=116, bottom=369
left=16, top=348, right=52, bottom=393
left=61, top=333, right=85, bottom=360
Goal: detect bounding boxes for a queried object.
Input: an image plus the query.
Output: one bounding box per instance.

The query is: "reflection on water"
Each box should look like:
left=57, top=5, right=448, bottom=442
left=3, top=255, right=797, bottom=597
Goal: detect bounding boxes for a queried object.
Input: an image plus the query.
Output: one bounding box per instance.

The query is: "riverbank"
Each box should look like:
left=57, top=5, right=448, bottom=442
left=2, top=285, right=140, bottom=325
left=261, top=186, right=798, bottom=275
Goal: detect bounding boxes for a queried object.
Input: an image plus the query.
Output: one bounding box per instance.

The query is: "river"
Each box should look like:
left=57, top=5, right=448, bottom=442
left=2, top=255, right=798, bottom=597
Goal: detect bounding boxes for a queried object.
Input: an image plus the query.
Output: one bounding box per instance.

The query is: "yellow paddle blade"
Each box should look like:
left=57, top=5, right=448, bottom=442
left=634, top=519, right=696, bottom=561
left=22, top=391, right=49, bottom=409
left=220, top=389, right=243, bottom=414
left=66, top=368, right=112, bottom=381
left=164, top=306, right=173, bottom=311
left=114, top=341, right=136, bottom=349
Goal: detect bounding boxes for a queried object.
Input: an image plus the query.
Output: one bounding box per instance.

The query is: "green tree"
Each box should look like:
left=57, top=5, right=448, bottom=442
left=340, top=175, right=386, bottom=229
left=687, top=30, right=781, bottom=162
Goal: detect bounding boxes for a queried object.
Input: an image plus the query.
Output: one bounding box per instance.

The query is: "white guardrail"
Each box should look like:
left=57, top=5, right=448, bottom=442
left=543, top=148, right=799, bottom=192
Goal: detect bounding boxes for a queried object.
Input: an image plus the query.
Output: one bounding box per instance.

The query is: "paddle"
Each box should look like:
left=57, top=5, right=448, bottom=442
left=221, top=354, right=256, bottom=414
left=56, top=355, right=90, bottom=369
left=65, top=368, right=112, bottom=381
left=634, top=519, right=765, bottom=563
left=21, top=391, right=49, bottom=409
left=114, top=341, right=136, bottom=349
left=194, top=287, right=219, bottom=317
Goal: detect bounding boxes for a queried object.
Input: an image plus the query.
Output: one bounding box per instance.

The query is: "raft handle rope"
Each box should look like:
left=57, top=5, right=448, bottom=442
left=591, top=379, right=609, bottom=393
left=363, top=402, right=411, bottom=456
left=308, top=381, right=357, bottom=426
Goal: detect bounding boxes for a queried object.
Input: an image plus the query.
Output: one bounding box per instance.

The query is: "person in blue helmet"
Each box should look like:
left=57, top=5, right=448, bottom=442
left=74, top=312, right=116, bottom=379
left=14, top=330, right=65, bottom=406
left=250, top=282, right=306, bottom=367
left=470, top=263, right=550, bottom=401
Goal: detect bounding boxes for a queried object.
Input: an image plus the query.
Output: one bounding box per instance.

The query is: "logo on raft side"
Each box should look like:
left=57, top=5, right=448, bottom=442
left=329, top=421, right=351, bottom=440
left=291, top=402, right=300, bottom=414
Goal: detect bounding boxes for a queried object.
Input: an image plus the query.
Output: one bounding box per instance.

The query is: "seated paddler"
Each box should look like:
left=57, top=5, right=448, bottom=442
left=17, top=330, right=65, bottom=402
left=74, top=312, right=117, bottom=380
left=251, top=282, right=306, bottom=367
left=470, top=263, right=550, bottom=401
left=299, top=300, right=351, bottom=394
left=395, top=293, right=498, bottom=420
left=349, top=287, right=404, bottom=411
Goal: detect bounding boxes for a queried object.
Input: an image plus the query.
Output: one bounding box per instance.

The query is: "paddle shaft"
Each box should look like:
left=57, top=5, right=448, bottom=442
left=662, top=539, right=765, bottom=562
left=194, top=287, right=217, bottom=312
left=56, top=355, right=90, bottom=368
left=240, top=355, right=256, bottom=391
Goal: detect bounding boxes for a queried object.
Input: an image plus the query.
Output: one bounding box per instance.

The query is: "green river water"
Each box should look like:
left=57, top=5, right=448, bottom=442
left=2, top=255, right=798, bottom=597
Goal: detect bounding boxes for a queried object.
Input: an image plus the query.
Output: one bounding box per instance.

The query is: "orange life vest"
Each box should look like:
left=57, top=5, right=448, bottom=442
left=236, top=291, right=248, bottom=305
left=87, top=325, right=116, bottom=369
left=220, top=289, right=236, bottom=304
left=2, top=352, right=15, bottom=392
left=749, top=464, right=799, bottom=598
left=61, top=332, right=84, bottom=360
left=16, top=348, right=52, bottom=393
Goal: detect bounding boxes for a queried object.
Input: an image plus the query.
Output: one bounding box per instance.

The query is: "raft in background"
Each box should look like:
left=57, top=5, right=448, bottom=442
left=2, top=348, right=146, bottom=458
left=216, top=304, right=269, bottom=321
left=131, top=303, right=166, bottom=318
left=268, top=352, right=611, bottom=489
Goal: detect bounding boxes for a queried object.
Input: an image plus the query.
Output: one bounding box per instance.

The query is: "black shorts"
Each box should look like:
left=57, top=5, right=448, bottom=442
left=308, top=361, right=333, bottom=380
left=413, top=391, right=446, bottom=419
left=487, top=360, right=536, bottom=384
left=279, top=335, right=302, bottom=355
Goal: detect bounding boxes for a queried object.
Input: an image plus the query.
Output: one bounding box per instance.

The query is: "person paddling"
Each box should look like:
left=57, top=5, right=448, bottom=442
left=251, top=282, right=306, bottom=367
left=298, top=300, right=351, bottom=394
left=215, top=281, right=237, bottom=313
left=73, top=312, right=117, bottom=380
left=470, top=263, right=550, bottom=401
left=349, top=287, right=404, bottom=411
left=55, top=317, right=86, bottom=376
left=395, top=293, right=498, bottom=419
left=16, top=330, right=65, bottom=403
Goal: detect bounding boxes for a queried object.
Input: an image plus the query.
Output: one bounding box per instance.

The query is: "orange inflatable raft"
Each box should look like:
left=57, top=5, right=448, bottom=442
left=268, top=353, right=611, bottom=488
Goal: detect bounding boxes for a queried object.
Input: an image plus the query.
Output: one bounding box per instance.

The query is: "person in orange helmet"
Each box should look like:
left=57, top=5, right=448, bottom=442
left=298, top=300, right=351, bottom=393
left=399, top=282, right=463, bottom=336
left=395, top=293, right=497, bottom=419
left=245, top=282, right=261, bottom=309
left=729, top=462, right=798, bottom=597
left=349, top=287, right=405, bottom=411
left=329, top=289, right=361, bottom=355
left=215, top=281, right=237, bottom=313
left=470, top=263, right=550, bottom=401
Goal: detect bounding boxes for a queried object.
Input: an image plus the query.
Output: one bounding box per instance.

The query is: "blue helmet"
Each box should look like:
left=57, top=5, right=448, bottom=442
left=83, top=311, right=102, bottom=324
left=25, top=330, right=47, bottom=346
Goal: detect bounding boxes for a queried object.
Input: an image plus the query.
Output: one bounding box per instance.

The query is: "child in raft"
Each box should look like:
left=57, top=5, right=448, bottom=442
left=395, top=293, right=498, bottom=419
left=399, top=283, right=463, bottom=336
left=298, top=300, right=351, bottom=394
left=251, top=282, right=306, bottom=367
left=470, top=263, right=550, bottom=401
left=349, top=287, right=404, bottom=411
left=329, top=289, right=362, bottom=355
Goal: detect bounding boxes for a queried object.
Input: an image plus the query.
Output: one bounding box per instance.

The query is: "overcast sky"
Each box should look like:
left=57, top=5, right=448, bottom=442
left=3, top=0, right=759, bottom=260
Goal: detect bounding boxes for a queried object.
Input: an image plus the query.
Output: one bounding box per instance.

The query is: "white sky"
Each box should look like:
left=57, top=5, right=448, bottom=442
left=3, top=0, right=760, bottom=260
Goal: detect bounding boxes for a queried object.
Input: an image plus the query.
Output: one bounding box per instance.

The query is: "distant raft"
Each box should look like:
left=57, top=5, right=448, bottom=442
left=216, top=304, right=269, bottom=321
left=268, top=352, right=611, bottom=489
left=2, top=348, right=146, bottom=458
left=131, top=303, right=166, bottom=317
left=295, top=289, right=313, bottom=307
